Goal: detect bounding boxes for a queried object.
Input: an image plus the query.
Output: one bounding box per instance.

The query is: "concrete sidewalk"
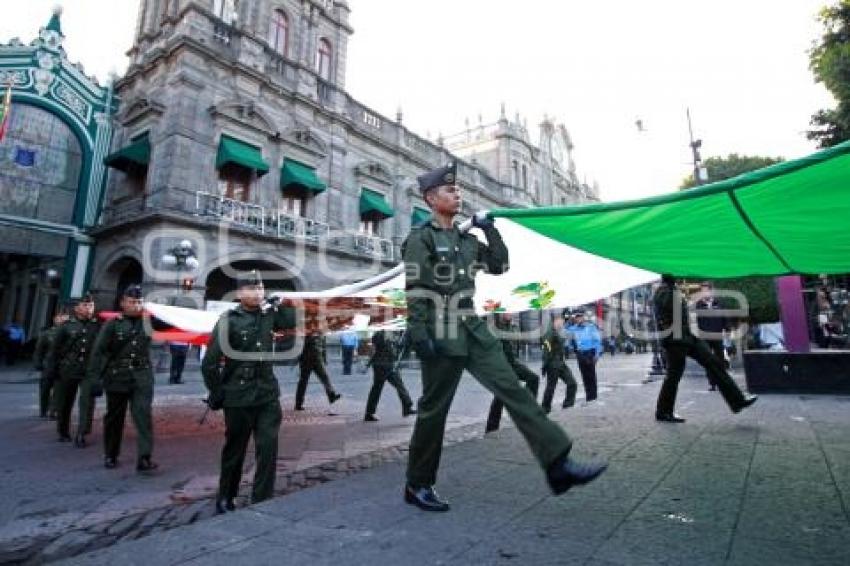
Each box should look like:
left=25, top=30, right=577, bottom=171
left=62, top=361, right=850, bottom=565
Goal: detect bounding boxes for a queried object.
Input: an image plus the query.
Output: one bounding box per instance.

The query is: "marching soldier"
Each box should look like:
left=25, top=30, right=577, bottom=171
left=201, top=271, right=296, bottom=513
left=33, top=310, right=68, bottom=419
left=654, top=274, right=757, bottom=422
left=86, top=284, right=158, bottom=472
left=364, top=329, right=416, bottom=421
left=294, top=333, right=341, bottom=411
left=540, top=315, right=578, bottom=413
left=403, top=162, right=606, bottom=512
left=47, top=294, right=99, bottom=444
left=485, top=313, right=540, bottom=432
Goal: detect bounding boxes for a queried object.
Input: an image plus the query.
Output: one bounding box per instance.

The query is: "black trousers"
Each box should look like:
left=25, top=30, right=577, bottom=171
left=56, top=379, right=80, bottom=438
left=169, top=346, right=188, bottom=383
left=657, top=337, right=747, bottom=416
left=541, top=365, right=578, bottom=411
left=341, top=346, right=355, bottom=375
left=486, top=361, right=540, bottom=432
left=39, top=375, right=56, bottom=417
left=365, top=366, right=413, bottom=416
left=295, top=361, right=336, bottom=408
left=576, top=351, right=598, bottom=402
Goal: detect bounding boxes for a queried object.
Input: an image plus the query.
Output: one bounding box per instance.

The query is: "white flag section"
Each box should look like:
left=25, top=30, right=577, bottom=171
left=144, top=218, right=658, bottom=336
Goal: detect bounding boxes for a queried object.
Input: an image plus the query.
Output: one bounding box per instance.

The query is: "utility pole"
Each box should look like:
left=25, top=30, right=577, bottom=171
left=687, top=108, right=706, bottom=185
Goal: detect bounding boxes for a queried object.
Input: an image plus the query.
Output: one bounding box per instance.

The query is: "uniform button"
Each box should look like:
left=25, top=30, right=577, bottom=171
left=256, top=342, right=262, bottom=348
left=131, top=341, right=137, bottom=346
left=130, top=353, right=136, bottom=358
left=458, top=269, right=465, bottom=275
left=81, top=338, right=87, bottom=343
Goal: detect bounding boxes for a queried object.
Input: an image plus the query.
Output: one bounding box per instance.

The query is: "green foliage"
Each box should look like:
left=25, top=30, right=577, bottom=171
left=680, top=154, right=783, bottom=189
left=712, top=276, right=780, bottom=324
left=808, top=1, right=850, bottom=147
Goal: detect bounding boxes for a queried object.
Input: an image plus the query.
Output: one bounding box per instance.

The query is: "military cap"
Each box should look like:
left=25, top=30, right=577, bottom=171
left=65, top=292, right=94, bottom=307
left=122, top=284, right=143, bottom=298
left=235, top=269, right=263, bottom=289
left=417, top=162, right=457, bottom=194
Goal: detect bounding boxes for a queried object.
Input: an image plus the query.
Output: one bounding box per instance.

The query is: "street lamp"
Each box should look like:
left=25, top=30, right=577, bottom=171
left=161, top=240, right=199, bottom=293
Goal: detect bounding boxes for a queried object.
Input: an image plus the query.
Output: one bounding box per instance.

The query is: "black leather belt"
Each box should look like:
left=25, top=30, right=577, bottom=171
left=119, top=361, right=150, bottom=370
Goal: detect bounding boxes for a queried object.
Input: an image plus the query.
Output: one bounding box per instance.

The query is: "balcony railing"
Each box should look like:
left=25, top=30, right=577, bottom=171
left=353, top=234, right=394, bottom=261
left=273, top=211, right=330, bottom=241
left=195, top=192, right=264, bottom=232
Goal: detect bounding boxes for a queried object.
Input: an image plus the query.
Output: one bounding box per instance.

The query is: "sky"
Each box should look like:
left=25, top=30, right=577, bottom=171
left=1, top=0, right=836, bottom=202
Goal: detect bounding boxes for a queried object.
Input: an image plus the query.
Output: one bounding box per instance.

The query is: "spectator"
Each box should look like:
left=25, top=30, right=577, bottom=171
left=4, top=319, right=26, bottom=366
left=339, top=330, right=359, bottom=375
left=566, top=312, right=603, bottom=404
left=169, top=341, right=190, bottom=384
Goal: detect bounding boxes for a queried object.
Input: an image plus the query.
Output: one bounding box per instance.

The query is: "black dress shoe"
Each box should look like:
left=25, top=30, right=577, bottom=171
left=329, top=392, right=342, bottom=404
left=136, top=456, right=159, bottom=474
left=732, top=394, right=758, bottom=414
left=402, top=406, right=417, bottom=417
left=547, top=456, right=608, bottom=495
left=73, top=434, right=87, bottom=448
left=542, top=406, right=552, bottom=415
left=364, top=414, right=379, bottom=422
left=58, top=434, right=71, bottom=442
left=294, top=405, right=305, bottom=411
left=215, top=497, right=236, bottom=514
left=656, top=412, right=686, bottom=423
left=562, top=400, right=575, bottom=409
left=104, top=456, right=118, bottom=469
left=404, top=485, right=450, bottom=512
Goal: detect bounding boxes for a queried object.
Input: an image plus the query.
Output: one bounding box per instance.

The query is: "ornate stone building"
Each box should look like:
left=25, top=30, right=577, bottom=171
left=90, top=0, right=599, bottom=308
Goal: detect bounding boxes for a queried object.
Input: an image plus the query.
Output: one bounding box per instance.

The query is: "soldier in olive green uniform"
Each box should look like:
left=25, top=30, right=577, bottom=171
left=653, top=274, right=757, bottom=422
left=201, top=271, right=296, bottom=513
left=47, top=294, right=99, bottom=444
left=364, top=329, right=416, bottom=421
left=33, top=312, right=68, bottom=419
left=402, top=163, right=606, bottom=512
left=540, top=316, right=578, bottom=413
left=294, top=334, right=340, bottom=411
left=485, top=314, right=540, bottom=432
left=87, top=285, right=158, bottom=471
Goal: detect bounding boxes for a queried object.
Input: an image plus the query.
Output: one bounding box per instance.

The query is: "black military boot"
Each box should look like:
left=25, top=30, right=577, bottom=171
left=546, top=454, right=608, bottom=495
left=404, top=485, right=450, bottom=512
left=215, top=497, right=236, bottom=514
left=73, top=433, right=87, bottom=448
left=364, top=414, right=379, bottom=422
left=329, top=392, right=342, bottom=404
left=104, top=456, right=118, bottom=469
left=136, top=456, right=159, bottom=474
left=402, top=406, right=417, bottom=417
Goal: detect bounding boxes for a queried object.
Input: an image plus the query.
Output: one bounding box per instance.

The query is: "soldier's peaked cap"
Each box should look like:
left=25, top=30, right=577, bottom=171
left=122, top=284, right=143, bottom=298
left=236, top=270, right=263, bottom=289
left=66, top=292, right=94, bottom=306
left=417, top=162, right=457, bottom=194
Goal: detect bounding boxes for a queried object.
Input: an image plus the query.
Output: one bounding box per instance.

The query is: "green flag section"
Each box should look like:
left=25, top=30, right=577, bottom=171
left=280, top=158, right=326, bottom=193
left=360, top=188, right=395, bottom=218
left=491, top=140, right=850, bottom=277
left=103, top=134, right=150, bottom=173
left=215, top=135, right=269, bottom=176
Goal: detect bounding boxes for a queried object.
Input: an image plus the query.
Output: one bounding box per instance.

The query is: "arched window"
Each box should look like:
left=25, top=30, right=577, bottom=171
left=269, top=9, right=288, bottom=56
left=521, top=164, right=528, bottom=190
left=317, top=38, right=332, bottom=81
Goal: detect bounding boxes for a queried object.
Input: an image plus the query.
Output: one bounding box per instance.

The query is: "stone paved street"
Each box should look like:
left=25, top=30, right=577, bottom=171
left=3, top=352, right=848, bottom=564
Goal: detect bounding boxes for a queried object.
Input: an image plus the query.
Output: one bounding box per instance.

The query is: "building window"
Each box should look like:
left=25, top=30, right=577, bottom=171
left=360, top=219, right=380, bottom=236
left=269, top=9, right=288, bottom=56
left=511, top=160, right=519, bottom=186
left=521, top=164, right=528, bottom=190
left=218, top=164, right=252, bottom=201
left=317, top=38, right=332, bottom=81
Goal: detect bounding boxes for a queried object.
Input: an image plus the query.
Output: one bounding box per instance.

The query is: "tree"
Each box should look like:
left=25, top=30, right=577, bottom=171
left=680, top=154, right=784, bottom=324
left=679, top=154, right=783, bottom=189
left=808, top=1, right=850, bottom=148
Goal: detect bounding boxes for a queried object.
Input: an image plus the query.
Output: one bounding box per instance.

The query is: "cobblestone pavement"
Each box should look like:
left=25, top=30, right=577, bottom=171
left=61, top=353, right=850, bottom=566
left=0, top=353, right=644, bottom=564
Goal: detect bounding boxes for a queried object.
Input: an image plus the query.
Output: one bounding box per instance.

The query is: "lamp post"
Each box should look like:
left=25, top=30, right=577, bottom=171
left=161, top=240, right=199, bottom=298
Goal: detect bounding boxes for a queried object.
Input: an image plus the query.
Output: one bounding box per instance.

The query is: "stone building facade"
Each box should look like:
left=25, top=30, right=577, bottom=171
left=92, top=0, right=599, bottom=308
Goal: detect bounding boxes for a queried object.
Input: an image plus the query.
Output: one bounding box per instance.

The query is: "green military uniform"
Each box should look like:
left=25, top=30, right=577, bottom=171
left=403, top=218, right=572, bottom=489
left=486, top=321, right=540, bottom=432
left=294, top=335, right=339, bottom=410
left=201, top=299, right=295, bottom=504
left=33, top=325, right=61, bottom=418
left=48, top=314, right=100, bottom=441
left=653, top=281, right=749, bottom=415
left=87, top=313, right=155, bottom=465
left=365, top=330, right=414, bottom=418
left=540, top=326, right=578, bottom=412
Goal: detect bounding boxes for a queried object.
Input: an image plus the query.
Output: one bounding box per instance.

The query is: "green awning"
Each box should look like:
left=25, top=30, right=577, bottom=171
left=360, top=188, right=395, bottom=219
left=280, top=158, right=326, bottom=193
left=215, top=135, right=269, bottom=176
left=490, top=139, right=850, bottom=277
left=411, top=207, right=431, bottom=226
left=103, top=135, right=150, bottom=173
